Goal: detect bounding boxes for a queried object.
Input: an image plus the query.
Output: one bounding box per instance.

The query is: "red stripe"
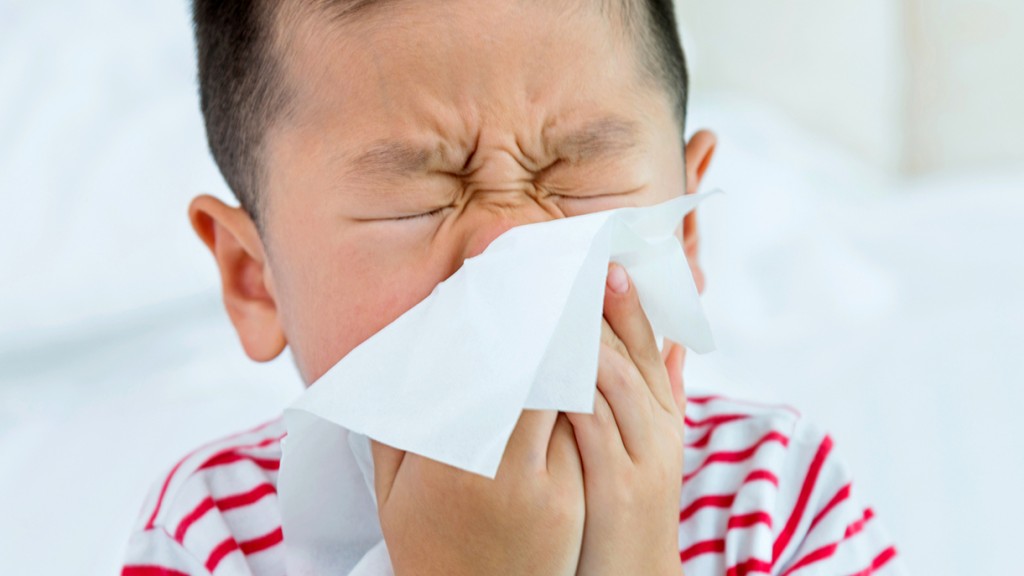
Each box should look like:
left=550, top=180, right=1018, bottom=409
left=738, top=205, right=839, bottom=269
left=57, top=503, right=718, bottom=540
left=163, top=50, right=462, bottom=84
left=201, top=529, right=285, bottom=572
left=679, top=540, right=772, bottom=574
left=847, top=546, right=898, bottom=576
left=846, top=508, right=875, bottom=537
left=680, top=494, right=735, bottom=522
left=174, top=497, right=214, bottom=542
left=196, top=435, right=283, bottom=469
left=683, top=430, right=790, bottom=483
left=687, top=395, right=722, bottom=404
left=780, top=509, right=879, bottom=575
left=743, top=469, right=780, bottom=487
left=145, top=459, right=190, bottom=531
left=680, top=467, right=780, bottom=524
left=726, top=557, right=773, bottom=576
left=122, top=567, right=189, bottom=576
left=687, top=427, right=716, bottom=449
left=727, top=511, right=773, bottom=530
left=685, top=414, right=751, bottom=449
left=198, top=451, right=281, bottom=471
left=216, top=482, right=277, bottom=511
left=772, top=435, right=834, bottom=565
left=239, top=526, right=284, bottom=555
left=685, top=413, right=750, bottom=428
left=205, top=537, right=239, bottom=572
left=144, top=419, right=281, bottom=529
left=782, top=544, right=836, bottom=576
left=807, top=482, right=851, bottom=535
left=203, top=537, right=237, bottom=569
left=679, top=538, right=725, bottom=562
left=174, top=483, right=278, bottom=543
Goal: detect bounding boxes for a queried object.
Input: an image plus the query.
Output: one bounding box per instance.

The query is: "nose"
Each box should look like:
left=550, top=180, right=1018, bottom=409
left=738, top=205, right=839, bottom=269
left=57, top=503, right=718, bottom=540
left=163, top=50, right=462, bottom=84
left=459, top=194, right=558, bottom=262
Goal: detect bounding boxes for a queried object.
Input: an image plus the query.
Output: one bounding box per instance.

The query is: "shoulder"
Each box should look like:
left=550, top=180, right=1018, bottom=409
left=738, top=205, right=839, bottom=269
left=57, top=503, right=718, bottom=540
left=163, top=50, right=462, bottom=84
left=679, top=392, right=905, bottom=575
left=123, top=417, right=287, bottom=576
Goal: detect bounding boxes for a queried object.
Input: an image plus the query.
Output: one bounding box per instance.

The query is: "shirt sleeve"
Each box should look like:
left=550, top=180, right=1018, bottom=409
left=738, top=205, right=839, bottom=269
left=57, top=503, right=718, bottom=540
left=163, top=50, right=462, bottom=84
left=772, top=416, right=908, bottom=575
left=122, top=527, right=216, bottom=576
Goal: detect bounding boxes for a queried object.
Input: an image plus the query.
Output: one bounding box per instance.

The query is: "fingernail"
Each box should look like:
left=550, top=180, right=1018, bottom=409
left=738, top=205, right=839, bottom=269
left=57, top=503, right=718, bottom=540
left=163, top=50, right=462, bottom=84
left=607, top=263, right=629, bottom=294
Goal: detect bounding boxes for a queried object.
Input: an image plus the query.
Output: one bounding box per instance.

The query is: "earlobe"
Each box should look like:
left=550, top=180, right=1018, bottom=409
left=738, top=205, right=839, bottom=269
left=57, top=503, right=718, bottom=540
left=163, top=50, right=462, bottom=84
left=188, top=195, right=287, bottom=362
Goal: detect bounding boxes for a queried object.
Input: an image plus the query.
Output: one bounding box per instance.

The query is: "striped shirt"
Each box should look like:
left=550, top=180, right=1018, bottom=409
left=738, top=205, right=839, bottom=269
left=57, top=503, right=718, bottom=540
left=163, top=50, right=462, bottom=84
left=122, top=393, right=904, bottom=575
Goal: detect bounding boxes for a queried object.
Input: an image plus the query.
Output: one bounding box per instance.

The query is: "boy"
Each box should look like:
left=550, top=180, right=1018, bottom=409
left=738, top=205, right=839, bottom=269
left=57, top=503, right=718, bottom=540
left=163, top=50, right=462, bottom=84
left=123, top=0, right=903, bottom=574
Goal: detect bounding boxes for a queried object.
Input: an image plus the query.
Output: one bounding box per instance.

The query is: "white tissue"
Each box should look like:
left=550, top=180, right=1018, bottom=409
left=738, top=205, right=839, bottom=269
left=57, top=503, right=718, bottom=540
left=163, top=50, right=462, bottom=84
left=278, top=190, right=720, bottom=575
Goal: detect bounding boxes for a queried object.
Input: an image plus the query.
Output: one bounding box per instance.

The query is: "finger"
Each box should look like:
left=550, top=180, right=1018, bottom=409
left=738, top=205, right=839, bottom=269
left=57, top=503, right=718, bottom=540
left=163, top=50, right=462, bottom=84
left=370, top=439, right=406, bottom=505
left=594, top=341, right=655, bottom=462
left=603, top=262, right=676, bottom=413
left=501, top=409, right=560, bottom=476
left=546, top=412, right=584, bottom=482
left=600, top=318, right=629, bottom=360
left=566, top=382, right=629, bottom=470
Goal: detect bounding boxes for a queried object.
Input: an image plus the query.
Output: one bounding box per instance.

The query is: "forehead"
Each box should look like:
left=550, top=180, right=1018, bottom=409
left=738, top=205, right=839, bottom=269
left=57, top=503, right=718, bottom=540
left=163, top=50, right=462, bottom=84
left=272, top=0, right=656, bottom=133
left=284, top=0, right=623, bottom=40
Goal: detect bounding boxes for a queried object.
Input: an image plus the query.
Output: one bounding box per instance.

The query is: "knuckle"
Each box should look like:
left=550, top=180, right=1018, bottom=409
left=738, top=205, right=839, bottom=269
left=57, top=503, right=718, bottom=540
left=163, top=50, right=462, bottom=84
left=614, top=358, right=639, bottom=390
left=600, top=322, right=629, bottom=357
left=600, top=344, right=637, bottom=388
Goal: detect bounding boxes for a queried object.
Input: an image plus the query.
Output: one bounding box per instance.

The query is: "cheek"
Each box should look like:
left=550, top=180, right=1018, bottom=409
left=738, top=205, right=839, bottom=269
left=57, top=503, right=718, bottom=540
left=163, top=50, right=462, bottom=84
left=277, top=236, right=444, bottom=384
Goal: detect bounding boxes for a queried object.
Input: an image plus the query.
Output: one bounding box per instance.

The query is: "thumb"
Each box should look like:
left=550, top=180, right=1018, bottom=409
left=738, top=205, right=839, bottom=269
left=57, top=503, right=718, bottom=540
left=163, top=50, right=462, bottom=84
left=370, top=439, right=405, bottom=506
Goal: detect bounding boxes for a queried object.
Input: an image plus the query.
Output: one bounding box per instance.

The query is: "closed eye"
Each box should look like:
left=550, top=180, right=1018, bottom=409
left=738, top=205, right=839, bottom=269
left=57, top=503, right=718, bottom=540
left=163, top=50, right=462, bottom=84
left=549, top=187, right=644, bottom=200
left=392, top=206, right=452, bottom=221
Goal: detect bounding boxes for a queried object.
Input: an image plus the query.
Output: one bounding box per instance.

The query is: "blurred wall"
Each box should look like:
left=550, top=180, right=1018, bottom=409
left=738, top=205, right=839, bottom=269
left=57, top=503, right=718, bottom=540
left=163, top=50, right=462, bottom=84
left=905, top=0, right=1024, bottom=173
left=676, top=0, right=1024, bottom=175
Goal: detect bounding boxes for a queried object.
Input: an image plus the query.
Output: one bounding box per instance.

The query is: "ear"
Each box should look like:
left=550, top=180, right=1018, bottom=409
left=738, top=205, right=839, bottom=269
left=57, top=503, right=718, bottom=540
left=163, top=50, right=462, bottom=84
left=188, top=195, right=287, bottom=362
left=681, top=129, right=717, bottom=295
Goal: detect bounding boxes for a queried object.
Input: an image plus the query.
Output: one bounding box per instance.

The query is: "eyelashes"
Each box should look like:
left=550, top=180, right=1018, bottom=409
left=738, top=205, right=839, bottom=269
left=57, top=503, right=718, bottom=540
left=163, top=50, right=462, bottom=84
left=389, top=191, right=628, bottom=222
left=392, top=206, right=452, bottom=221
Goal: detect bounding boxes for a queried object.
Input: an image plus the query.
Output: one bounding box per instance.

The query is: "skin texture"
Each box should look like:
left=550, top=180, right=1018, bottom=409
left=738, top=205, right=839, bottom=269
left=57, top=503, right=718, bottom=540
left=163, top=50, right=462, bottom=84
left=188, top=0, right=717, bottom=574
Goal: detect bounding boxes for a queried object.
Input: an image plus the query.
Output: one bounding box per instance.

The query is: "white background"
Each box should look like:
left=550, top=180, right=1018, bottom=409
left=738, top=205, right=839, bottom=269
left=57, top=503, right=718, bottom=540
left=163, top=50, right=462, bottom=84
left=1, top=1, right=1022, bottom=574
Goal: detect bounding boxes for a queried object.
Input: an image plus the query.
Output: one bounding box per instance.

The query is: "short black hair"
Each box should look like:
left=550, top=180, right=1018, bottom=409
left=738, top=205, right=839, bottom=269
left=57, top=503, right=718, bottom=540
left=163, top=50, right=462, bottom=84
left=191, top=0, right=689, bottom=231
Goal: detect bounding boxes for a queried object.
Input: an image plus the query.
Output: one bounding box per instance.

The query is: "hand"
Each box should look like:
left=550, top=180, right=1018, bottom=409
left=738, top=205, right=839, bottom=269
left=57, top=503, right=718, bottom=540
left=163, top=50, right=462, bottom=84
left=371, top=410, right=586, bottom=576
left=565, top=262, right=688, bottom=576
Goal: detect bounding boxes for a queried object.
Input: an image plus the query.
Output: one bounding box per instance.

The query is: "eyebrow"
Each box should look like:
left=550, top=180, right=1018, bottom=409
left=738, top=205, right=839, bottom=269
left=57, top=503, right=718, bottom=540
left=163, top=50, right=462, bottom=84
left=347, top=140, right=443, bottom=178
left=320, top=0, right=405, bottom=23
left=549, top=116, right=645, bottom=163
left=345, top=115, right=645, bottom=178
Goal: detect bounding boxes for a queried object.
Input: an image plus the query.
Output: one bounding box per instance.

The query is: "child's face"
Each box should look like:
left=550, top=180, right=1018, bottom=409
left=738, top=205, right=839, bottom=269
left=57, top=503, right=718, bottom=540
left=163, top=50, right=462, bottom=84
left=191, top=0, right=715, bottom=385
